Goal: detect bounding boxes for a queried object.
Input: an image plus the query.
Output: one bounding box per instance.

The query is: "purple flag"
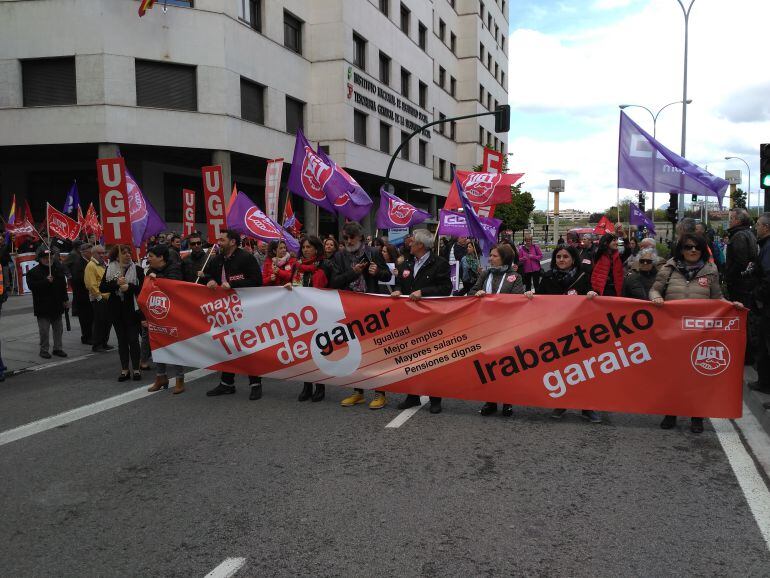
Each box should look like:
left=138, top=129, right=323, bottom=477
left=629, top=202, right=656, bottom=235
left=62, top=181, right=79, bottom=215
left=456, top=176, right=498, bottom=256
left=226, top=191, right=300, bottom=255
left=286, top=129, right=373, bottom=221
left=375, top=187, right=430, bottom=229
left=437, top=209, right=502, bottom=242
left=126, top=169, right=166, bottom=248
left=618, top=112, right=728, bottom=206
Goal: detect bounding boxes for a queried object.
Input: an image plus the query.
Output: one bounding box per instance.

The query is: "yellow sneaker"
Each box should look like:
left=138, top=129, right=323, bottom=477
left=340, top=391, right=365, bottom=407
left=369, top=392, right=387, bottom=410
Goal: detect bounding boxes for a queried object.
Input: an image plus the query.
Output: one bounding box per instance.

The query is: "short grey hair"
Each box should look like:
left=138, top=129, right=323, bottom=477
left=676, top=217, right=697, bottom=237
left=412, top=229, right=434, bottom=249
left=639, top=238, right=656, bottom=249
left=638, top=247, right=657, bottom=261
left=730, top=207, right=752, bottom=226
left=92, top=244, right=106, bottom=254
left=80, top=243, right=93, bottom=251
left=757, top=212, right=770, bottom=227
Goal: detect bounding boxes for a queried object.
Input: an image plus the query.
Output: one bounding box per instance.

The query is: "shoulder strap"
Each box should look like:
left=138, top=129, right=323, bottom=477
left=566, top=272, right=585, bottom=291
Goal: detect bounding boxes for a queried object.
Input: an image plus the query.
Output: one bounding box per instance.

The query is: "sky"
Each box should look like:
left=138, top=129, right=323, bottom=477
left=506, top=0, right=770, bottom=213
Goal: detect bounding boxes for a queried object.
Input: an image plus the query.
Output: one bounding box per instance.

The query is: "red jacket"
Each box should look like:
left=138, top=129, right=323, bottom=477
left=591, top=251, right=624, bottom=296
left=263, top=257, right=296, bottom=286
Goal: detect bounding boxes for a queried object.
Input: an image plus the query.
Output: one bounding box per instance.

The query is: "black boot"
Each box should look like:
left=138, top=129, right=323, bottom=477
left=311, top=383, right=325, bottom=402
left=298, top=382, right=313, bottom=402
left=690, top=417, right=704, bottom=434
left=249, top=384, right=262, bottom=400
left=501, top=404, right=513, bottom=417
left=397, top=394, right=421, bottom=410
left=480, top=402, right=497, bottom=416
left=660, top=415, right=677, bottom=429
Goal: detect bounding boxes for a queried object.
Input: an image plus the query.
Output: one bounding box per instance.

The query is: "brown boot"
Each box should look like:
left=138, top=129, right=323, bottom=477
left=148, top=375, right=169, bottom=392
left=172, top=377, right=185, bottom=395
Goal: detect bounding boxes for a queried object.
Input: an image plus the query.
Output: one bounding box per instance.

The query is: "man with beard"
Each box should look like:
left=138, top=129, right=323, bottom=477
left=182, top=233, right=208, bottom=283
left=330, top=221, right=392, bottom=410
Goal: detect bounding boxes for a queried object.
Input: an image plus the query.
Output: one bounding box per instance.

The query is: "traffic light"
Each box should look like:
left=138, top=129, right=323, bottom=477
left=761, top=143, right=770, bottom=189
left=692, top=194, right=697, bottom=202
left=494, top=105, right=511, bottom=133
left=638, top=191, right=645, bottom=212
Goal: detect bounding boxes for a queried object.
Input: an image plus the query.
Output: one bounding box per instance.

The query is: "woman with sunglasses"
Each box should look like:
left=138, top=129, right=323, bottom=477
left=650, top=233, right=744, bottom=433
left=623, top=247, right=659, bottom=300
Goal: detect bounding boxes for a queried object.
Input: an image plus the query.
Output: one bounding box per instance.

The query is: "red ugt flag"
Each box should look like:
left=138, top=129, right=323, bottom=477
left=593, top=216, right=615, bottom=236
left=444, top=170, right=524, bottom=211
left=47, top=203, right=81, bottom=241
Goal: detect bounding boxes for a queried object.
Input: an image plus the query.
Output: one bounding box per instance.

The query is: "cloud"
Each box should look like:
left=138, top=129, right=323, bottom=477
left=716, top=83, right=770, bottom=123
left=592, top=0, right=634, bottom=10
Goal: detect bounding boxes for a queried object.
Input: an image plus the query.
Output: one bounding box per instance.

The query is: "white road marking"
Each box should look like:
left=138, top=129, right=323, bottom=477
left=540, top=258, right=550, bottom=265
left=733, top=403, right=770, bottom=476
left=711, top=417, right=770, bottom=551
left=25, top=352, right=97, bottom=373
left=0, top=369, right=213, bottom=448
left=385, top=396, right=429, bottom=428
left=204, top=557, right=246, bottom=578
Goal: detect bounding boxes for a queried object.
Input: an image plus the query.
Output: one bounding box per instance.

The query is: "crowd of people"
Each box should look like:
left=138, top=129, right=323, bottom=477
left=1, top=207, right=768, bottom=433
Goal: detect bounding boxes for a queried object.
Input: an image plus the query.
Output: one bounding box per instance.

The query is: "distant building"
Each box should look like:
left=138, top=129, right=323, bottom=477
left=545, top=208, right=590, bottom=222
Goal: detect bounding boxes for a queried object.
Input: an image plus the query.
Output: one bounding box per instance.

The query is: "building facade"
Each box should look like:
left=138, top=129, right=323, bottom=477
left=0, top=0, right=509, bottom=237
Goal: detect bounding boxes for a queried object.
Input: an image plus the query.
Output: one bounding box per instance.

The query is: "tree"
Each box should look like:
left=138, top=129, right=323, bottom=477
left=732, top=187, right=747, bottom=209
left=495, top=184, right=535, bottom=234
left=531, top=210, right=547, bottom=225
left=588, top=212, right=604, bottom=223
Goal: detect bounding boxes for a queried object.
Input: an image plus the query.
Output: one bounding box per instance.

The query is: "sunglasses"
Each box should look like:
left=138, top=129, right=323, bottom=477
left=189, top=241, right=202, bottom=246
left=683, top=245, right=700, bottom=251
left=638, top=259, right=653, bottom=265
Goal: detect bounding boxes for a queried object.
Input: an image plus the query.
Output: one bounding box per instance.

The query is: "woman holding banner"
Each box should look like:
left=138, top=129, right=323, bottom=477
left=263, top=240, right=296, bottom=287
left=100, top=245, right=144, bottom=382
left=591, top=233, right=624, bottom=297
left=650, top=233, right=743, bottom=434
left=525, top=245, right=602, bottom=423
left=472, top=244, right=524, bottom=417
left=283, top=235, right=330, bottom=402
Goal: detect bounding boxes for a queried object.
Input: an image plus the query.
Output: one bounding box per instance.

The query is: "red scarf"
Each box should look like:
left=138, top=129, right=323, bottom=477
left=292, top=257, right=323, bottom=287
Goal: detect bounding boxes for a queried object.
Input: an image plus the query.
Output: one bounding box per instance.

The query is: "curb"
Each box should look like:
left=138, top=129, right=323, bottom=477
left=743, top=381, right=770, bottom=438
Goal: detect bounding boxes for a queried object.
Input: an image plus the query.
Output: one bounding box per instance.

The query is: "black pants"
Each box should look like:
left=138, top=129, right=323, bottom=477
left=115, top=318, right=141, bottom=371
left=91, top=300, right=113, bottom=347
left=75, top=298, right=93, bottom=342
left=221, top=372, right=261, bottom=386
left=523, top=271, right=541, bottom=292
left=750, top=311, right=770, bottom=389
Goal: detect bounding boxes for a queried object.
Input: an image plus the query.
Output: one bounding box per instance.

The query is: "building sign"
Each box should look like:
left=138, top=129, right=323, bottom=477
left=346, top=66, right=431, bottom=139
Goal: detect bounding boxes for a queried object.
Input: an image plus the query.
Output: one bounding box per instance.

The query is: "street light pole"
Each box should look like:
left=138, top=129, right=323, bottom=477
left=725, top=156, right=751, bottom=212
left=675, top=0, right=696, bottom=221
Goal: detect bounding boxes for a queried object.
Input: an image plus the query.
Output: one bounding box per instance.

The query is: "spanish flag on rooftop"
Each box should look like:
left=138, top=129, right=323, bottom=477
left=138, top=0, right=155, bottom=17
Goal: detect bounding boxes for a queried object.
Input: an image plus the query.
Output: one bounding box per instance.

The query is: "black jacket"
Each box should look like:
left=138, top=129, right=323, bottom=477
left=70, top=255, right=90, bottom=304
left=622, top=269, right=657, bottom=300
left=182, top=250, right=209, bottom=283
left=27, top=263, right=69, bottom=319
left=538, top=267, right=592, bottom=296
left=203, top=247, right=262, bottom=288
left=150, top=260, right=183, bottom=281
left=725, top=224, right=758, bottom=297
left=440, top=240, right=468, bottom=264
left=100, top=265, right=145, bottom=325
left=394, top=251, right=452, bottom=297
left=330, top=245, right=391, bottom=293
left=470, top=266, right=525, bottom=295
left=751, top=235, right=770, bottom=316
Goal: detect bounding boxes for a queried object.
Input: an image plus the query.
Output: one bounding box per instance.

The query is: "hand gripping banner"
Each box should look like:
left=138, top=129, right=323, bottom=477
left=139, top=279, right=746, bottom=418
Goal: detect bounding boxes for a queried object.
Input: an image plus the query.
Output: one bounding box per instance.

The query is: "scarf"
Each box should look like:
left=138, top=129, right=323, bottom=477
left=551, top=265, right=579, bottom=289
left=274, top=253, right=291, bottom=268
left=292, top=257, right=322, bottom=287
left=675, top=259, right=704, bottom=282
left=484, top=265, right=511, bottom=294
left=346, top=245, right=367, bottom=293
left=105, top=260, right=138, bottom=301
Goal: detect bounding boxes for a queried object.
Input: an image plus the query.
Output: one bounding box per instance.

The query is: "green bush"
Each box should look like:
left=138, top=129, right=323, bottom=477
left=656, top=242, right=670, bottom=259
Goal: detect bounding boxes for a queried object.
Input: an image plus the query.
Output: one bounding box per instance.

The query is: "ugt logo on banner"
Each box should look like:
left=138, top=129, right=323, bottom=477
left=202, top=166, right=226, bottom=241
left=96, top=158, right=133, bottom=244
left=182, top=189, right=196, bottom=236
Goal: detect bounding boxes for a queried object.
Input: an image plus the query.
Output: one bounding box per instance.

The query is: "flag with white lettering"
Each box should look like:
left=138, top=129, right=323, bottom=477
left=227, top=191, right=300, bottom=255
left=375, top=187, right=430, bottom=229
left=46, top=203, right=81, bottom=241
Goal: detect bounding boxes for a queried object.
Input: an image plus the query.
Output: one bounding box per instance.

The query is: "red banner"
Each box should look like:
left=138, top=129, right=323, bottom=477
left=82, top=203, right=103, bottom=238
left=182, top=189, right=196, bottom=237
left=46, top=203, right=81, bottom=241
left=202, top=166, right=226, bottom=242
left=479, top=148, right=505, bottom=218
left=138, top=280, right=746, bottom=418
left=96, top=158, right=132, bottom=245
left=444, top=170, right=524, bottom=211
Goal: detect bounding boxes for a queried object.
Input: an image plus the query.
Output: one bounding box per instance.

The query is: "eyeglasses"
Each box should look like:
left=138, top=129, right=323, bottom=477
left=189, top=241, right=202, bottom=246
left=638, top=259, right=653, bottom=265
left=683, top=245, right=700, bottom=251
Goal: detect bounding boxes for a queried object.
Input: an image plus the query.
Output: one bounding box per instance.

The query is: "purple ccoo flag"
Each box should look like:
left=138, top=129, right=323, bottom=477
left=628, top=202, right=656, bottom=235
left=227, top=191, right=300, bottom=255
left=437, top=209, right=501, bottom=241
left=375, top=187, right=430, bottom=229
left=62, top=181, right=80, bottom=215
left=455, top=175, right=499, bottom=256
left=618, top=112, right=729, bottom=206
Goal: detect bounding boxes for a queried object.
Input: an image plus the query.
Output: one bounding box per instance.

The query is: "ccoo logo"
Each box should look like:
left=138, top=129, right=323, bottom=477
left=147, top=290, right=171, bottom=320
left=301, top=147, right=333, bottom=201
left=690, top=339, right=731, bottom=376
left=244, top=206, right=282, bottom=239
left=462, top=173, right=502, bottom=205
left=387, top=198, right=417, bottom=226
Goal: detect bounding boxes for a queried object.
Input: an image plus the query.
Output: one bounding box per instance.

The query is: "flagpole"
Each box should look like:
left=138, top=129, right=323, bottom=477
left=45, top=204, right=53, bottom=279
left=194, top=244, right=218, bottom=284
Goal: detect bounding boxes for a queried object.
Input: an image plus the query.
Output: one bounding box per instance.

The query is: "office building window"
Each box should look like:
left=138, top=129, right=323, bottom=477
left=240, top=77, right=264, bottom=124
left=450, top=120, right=456, bottom=140
left=450, top=162, right=456, bottom=180
left=439, top=19, right=446, bottom=42
left=379, top=52, right=391, bottom=85
left=419, top=81, right=427, bottom=108
left=487, top=54, right=492, bottom=70
left=450, top=76, right=456, bottom=97
left=494, top=62, right=498, bottom=79
left=438, top=112, right=446, bottom=135
left=238, top=0, right=261, bottom=31
left=136, top=59, right=196, bottom=111
left=502, top=1, right=506, bottom=15
left=379, top=0, right=389, bottom=16
left=438, top=66, right=446, bottom=89
left=501, top=71, right=505, bottom=86
left=284, top=11, right=303, bottom=54
left=400, top=3, right=410, bottom=35
left=439, top=158, right=446, bottom=181
left=22, top=57, right=76, bottom=107
left=450, top=32, right=456, bottom=54
left=479, top=126, right=484, bottom=144
left=353, top=32, right=367, bottom=70
left=285, top=95, right=304, bottom=134
left=479, top=42, right=484, bottom=60
left=494, top=23, right=499, bottom=41
left=354, top=110, right=367, bottom=145
left=487, top=93, right=491, bottom=110
left=419, top=140, right=427, bottom=166
left=400, top=131, right=410, bottom=160
left=480, top=1, right=485, bottom=19
left=400, top=68, right=410, bottom=98
left=418, top=22, right=427, bottom=49
left=380, top=121, right=391, bottom=153
left=479, top=84, right=484, bottom=102
left=501, top=35, right=506, bottom=52
left=488, top=14, right=492, bottom=30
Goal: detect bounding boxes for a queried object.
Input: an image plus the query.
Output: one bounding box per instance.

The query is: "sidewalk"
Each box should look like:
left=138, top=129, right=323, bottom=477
left=1, top=294, right=96, bottom=375
left=743, top=365, right=770, bottom=438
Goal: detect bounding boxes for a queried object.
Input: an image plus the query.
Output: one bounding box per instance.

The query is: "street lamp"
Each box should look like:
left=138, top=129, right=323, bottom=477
left=724, top=156, right=752, bottom=213
left=675, top=0, right=696, bottom=220
left=618, top=99, right=692, bottom=215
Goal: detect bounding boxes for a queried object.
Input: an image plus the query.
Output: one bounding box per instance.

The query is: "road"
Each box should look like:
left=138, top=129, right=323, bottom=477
left=1, top=342, right=769, bottom=576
